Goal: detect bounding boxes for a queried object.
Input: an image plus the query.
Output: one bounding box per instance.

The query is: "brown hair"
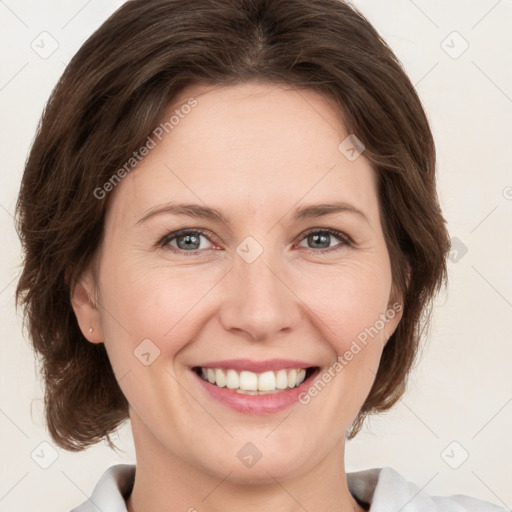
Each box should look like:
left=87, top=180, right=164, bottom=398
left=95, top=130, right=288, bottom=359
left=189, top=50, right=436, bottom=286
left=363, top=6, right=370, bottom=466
left=15, top=0, right=450, bottom=451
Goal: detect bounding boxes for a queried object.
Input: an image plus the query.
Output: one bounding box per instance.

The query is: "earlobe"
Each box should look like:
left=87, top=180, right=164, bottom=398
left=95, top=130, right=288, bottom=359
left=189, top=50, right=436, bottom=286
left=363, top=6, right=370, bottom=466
left=385, top=265, right=409, bottom=343
left=384, top=294, right=405, bottom=345
left=70, top=271, right=104, bottom=344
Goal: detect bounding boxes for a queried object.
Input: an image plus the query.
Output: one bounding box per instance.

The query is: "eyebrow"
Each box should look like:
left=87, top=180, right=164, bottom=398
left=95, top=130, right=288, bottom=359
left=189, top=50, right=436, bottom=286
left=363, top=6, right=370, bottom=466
left=135, top=200, right=369, bottom=226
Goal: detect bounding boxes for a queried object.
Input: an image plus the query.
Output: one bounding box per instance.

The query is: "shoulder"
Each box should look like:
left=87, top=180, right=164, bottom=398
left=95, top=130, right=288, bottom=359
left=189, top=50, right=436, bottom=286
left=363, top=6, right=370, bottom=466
left=69, top=464, right=135, bottom=512
left=347, top=466, right=508, bottom=511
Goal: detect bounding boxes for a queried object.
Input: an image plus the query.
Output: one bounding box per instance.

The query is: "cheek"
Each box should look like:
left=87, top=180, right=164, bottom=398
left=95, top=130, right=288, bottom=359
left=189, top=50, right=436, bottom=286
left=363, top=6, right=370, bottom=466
left=299, top=260, right=392, bottom=394
left=96, top=257, right=209, bottom=413
left=98, top=254, right=223, bottom=357
left=302, top=259, right=393, bottom=344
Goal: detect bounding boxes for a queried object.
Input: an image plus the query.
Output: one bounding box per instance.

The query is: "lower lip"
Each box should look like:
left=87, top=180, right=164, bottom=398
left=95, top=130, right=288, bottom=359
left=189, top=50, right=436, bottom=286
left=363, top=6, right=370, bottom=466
left=193, top=369, right=319, bottom=414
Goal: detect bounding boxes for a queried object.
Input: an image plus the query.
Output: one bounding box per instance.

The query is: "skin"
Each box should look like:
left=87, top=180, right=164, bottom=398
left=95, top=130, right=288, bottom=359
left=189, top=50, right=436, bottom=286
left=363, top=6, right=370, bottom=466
left=71, top=81, right=403, bottom=512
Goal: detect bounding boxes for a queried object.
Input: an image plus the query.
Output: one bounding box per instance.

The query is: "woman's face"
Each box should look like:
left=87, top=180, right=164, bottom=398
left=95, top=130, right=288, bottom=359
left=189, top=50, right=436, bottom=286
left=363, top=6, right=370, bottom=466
left=74, top=81, right=402, bottom=482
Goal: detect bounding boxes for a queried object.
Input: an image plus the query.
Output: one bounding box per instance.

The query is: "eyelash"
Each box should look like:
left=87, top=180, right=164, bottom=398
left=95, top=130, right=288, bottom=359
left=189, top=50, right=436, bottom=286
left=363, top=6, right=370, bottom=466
left=157, top=228, right=353, bottom=256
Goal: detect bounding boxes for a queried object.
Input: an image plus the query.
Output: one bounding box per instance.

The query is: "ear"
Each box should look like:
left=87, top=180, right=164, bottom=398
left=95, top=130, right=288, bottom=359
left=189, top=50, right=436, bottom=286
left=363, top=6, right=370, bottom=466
left=70, top=268, right=104, bottom=344
left=383, top=299, right=404, bottom=343
left=384, top=266, right=410, bottom=342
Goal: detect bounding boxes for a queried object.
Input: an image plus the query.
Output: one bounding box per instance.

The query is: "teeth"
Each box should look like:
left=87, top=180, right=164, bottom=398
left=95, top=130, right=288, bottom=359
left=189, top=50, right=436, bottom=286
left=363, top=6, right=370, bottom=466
left=215, top=368, right=226, bottom=387
left=288, top=369, right=297, bottom=388
left=258, top=371, right=276, bottom=391
left=276, top=369, right=288, bottom=389
left=226, top=369, right=239, bottom=389
left=240, top=370, right=258, bottom=391
left=198, top=367, right=309, bottom=392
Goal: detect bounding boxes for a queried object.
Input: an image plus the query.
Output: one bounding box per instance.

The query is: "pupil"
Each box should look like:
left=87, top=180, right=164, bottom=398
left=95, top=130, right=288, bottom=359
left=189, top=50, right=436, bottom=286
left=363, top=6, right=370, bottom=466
left=310, top=233, right=329, bottom=248
left=179, top=234, right=199, bottom=250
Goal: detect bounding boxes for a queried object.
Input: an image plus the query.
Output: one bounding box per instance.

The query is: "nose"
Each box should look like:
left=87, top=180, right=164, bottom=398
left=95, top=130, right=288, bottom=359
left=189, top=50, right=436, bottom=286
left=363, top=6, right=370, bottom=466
left=218, top=246, right=303, bottom=342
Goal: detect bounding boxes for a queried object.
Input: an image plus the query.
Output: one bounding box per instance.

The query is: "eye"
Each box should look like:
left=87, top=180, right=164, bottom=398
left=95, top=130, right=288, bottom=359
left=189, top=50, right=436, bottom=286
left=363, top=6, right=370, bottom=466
left=158, top=227, right=353, bottom=256
left=297, top=228, right=352, bottom=252
left=159, top=229, right=214, bottom=254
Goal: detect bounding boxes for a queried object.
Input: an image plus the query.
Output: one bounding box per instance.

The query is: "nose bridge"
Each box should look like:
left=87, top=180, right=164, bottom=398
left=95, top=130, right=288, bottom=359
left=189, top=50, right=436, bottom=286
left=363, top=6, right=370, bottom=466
left=219, top=235, right=301, bottom=340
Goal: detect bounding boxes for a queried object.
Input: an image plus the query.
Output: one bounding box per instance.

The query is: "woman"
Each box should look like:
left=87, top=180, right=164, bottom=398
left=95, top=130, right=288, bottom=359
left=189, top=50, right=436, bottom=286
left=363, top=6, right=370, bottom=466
left=14, top=0, right=507, bottom=510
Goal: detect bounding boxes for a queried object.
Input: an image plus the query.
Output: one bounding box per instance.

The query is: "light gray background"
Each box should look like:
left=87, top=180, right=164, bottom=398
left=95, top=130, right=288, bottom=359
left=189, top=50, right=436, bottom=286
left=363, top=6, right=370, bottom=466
left=1, top=0, right=511, bottom=510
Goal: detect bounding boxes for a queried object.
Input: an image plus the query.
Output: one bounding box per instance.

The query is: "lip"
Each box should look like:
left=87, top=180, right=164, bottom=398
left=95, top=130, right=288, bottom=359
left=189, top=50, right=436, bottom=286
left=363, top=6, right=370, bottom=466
left=192, top=365, right=320, bottom=415
left=194, top=358, right=315, bottom=373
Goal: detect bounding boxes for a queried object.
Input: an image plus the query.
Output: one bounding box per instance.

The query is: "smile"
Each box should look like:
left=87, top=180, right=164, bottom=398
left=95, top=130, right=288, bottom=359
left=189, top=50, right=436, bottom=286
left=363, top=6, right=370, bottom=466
left=192, top=360, right=320, bottom=414
left=194, top=367, right=315, bottom=394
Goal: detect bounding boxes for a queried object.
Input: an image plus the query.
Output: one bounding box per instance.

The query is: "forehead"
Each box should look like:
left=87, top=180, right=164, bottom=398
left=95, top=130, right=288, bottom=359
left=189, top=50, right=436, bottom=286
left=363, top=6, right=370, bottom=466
left=106, top=81, right=379, bottom=228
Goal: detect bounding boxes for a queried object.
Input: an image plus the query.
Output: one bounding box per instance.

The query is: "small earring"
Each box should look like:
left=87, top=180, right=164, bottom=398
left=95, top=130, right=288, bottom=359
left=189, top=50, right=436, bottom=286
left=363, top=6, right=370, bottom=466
left=88, top=327, right=93, bottom=333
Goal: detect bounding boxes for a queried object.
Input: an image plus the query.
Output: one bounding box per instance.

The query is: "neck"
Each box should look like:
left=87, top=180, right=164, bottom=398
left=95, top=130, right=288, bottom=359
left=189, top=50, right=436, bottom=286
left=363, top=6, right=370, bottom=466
left=126, top=413, right=365, bottom=512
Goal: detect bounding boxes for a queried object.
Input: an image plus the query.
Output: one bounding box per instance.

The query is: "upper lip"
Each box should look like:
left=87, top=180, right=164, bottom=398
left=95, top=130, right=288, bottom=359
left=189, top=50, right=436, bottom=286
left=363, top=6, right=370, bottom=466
left=194, top=358, right=316, bottom=373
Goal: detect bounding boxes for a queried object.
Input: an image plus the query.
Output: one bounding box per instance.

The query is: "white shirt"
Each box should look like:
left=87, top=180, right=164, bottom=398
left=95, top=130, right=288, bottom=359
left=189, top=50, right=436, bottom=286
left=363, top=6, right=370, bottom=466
left=69, top=464, right=508, bottom=511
